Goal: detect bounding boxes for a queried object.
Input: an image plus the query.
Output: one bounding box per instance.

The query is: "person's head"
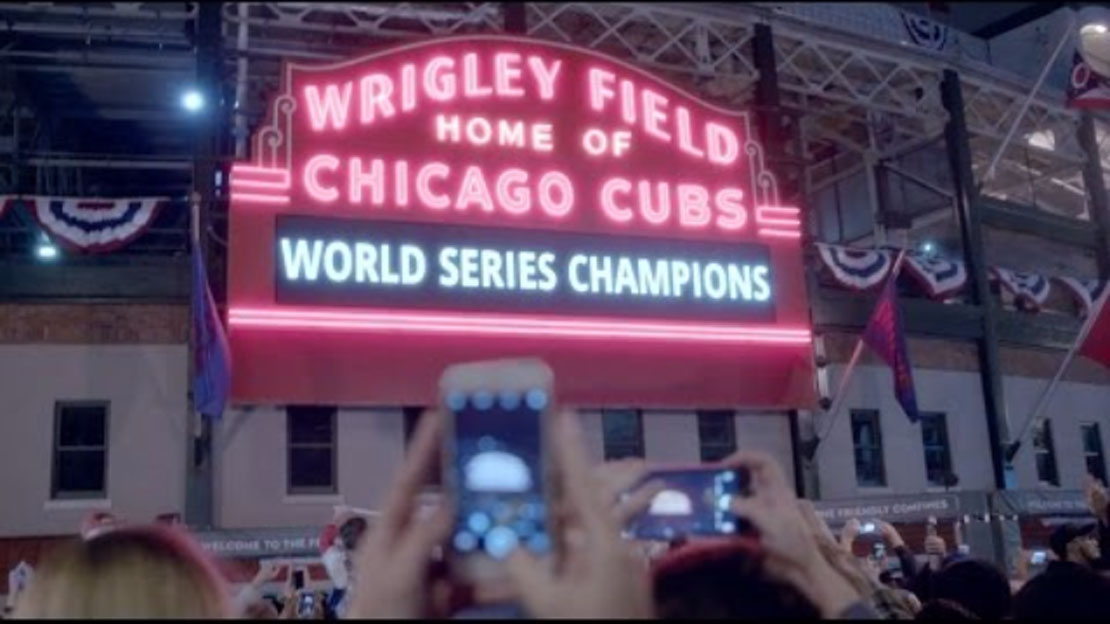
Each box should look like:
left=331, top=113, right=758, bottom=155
left=13, top=524, right=230, bottom=618
left=931, top=559, right=1012, bottom=620
left=1049, top=523, right=1099, bottom=565
left=652, top=540, right=820, bottom=619
left=337, top=516, right=368, bottom=552
left=915, top=599, right=980, bottom=620
left=244, top=597, right=280, bottom=619
left=1013, top=559, right=1110, bottom=619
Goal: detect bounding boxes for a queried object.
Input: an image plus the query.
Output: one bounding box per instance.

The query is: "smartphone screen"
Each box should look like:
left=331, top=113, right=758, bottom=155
left=297, top=592, right=316, bottom=618
left=446, top=388, right=550, bottom=561
left=291, top=569, right=305, bottom=591
left=1030, top=550, right=1046, bottom=565
left=623, top=467, right=751, bottom=541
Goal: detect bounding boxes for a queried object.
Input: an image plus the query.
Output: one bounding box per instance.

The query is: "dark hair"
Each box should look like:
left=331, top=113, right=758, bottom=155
left=932, top=559, right=1011, bottom=620
left=1013, top=561, right=1110, bottom=619
left=338, top=516, right=368, bottom=551
left=915, top=599, right=979, bottom=620
left=652, top=540, right=820, bottom=619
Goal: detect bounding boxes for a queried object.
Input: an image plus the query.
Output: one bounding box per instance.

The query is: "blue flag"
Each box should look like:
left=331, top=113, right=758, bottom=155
left=861, top=271, right=920, bottom=423
left=192, top=244, right=231, bottom=420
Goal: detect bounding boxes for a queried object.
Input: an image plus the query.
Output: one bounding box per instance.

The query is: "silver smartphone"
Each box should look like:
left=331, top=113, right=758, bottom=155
left=440, top=358, right=555, bottom=586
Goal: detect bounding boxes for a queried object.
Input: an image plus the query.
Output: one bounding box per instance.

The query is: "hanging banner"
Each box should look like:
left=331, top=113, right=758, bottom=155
left=903, top=251, right=967, bottom=300
left=1067, top=51, right=1110, bottom=110
left=226, top=36, right=814, bottom=409
left=1054, top=276, right=1104, bottom=318
left=0, top=195, right=165, bottom=253
left=815, top=243, right=894, bottom=291
left=991, top=267, right=1051, bottom=311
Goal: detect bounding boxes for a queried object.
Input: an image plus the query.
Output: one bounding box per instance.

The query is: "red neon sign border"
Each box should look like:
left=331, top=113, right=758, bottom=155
left=229, top=306, right=812, bottom=345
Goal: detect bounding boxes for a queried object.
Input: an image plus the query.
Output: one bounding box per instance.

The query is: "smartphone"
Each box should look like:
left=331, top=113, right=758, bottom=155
left=291, top=569, right=305, bottom=591
left=872, top=541, right=887, bottom=560
left=926, top=516, right=938, bottom=538
left=622, top=466, right=752, bottom=541
left=296, top=592, right=316, bottom=618
left=1030, top=550, right=1047, bottom=565
left=440, top=358, right=554, bottom=585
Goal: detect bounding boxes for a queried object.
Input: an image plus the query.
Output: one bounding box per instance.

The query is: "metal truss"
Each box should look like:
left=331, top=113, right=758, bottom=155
left=1, top=1, right=1106, bottom=251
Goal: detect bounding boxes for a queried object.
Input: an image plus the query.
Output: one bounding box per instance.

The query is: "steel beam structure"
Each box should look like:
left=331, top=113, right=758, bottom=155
left=942, top=70, right=1011, bottom=493
left=1079, top=113, right=1110, bottom=282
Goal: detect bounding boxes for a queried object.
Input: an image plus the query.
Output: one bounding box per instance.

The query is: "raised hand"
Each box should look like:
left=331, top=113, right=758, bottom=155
left=506, top=410, right=654, bottom=619
left=347, top=410, right=452, bottom=619
left=728, top=451, right=865, bottom=618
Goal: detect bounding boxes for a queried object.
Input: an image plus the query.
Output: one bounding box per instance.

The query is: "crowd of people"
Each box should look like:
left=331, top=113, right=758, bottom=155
left=4, top=409, right=1110, bottom=619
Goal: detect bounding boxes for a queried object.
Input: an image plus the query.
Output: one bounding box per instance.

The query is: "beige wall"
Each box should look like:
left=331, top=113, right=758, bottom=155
left=0, top=345, right=188, bottom=537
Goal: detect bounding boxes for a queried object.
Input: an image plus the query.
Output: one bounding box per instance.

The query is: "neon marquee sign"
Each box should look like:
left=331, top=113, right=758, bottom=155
left=227, top=35, right=814, bottom=408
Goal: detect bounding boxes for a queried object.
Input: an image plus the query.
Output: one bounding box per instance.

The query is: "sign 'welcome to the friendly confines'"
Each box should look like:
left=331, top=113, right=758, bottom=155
left=227, top=35, right=815, bottom=409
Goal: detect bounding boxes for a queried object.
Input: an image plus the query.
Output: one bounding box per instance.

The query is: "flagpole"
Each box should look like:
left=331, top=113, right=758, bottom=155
left=810, top=249, right=908, bottom=458
left=1005, top=282, right=1110, bottom=462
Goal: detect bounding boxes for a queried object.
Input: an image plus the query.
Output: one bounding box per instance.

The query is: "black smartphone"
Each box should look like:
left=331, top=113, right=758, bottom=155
left=291, top=569, right=305, bottom=591
left=623, top=466, right=752, bottom=541
left=441, top=359, right=554, bottom=585
left=296, top=592, right=316, bottom=618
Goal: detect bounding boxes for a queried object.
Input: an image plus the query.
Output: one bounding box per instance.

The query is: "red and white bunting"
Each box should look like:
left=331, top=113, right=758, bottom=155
left=1, top=195, right=166, bottom=253
left=815, top=243, right=894, bottom=291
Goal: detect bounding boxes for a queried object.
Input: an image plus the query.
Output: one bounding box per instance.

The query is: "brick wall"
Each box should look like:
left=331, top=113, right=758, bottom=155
left=0, top=304, right=188, bottom=344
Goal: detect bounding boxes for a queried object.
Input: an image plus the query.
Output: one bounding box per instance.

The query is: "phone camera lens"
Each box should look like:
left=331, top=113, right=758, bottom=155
left=446, top=391, right=467, bottom=411
left=472, top=390, right=494, bottom=410
left=525, top=389, right=548, bottom=410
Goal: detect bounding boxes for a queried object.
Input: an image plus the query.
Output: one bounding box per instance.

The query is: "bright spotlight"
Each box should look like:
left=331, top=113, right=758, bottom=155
left=36, top=241, right=59, bottom=260
left=919, top=240, right=937, bottom=255
left=1079, top=7, right=1110, bottom=77
left=181, top=89, right=205, bottom=112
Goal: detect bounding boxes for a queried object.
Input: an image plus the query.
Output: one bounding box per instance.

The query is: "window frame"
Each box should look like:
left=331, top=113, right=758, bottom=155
left=850, top=409, right=887, bottom=488
left=696, top=410, right=737, bottom=462
left=1032, top=419, right=1060, bottom=487
left=1080, top=422, right=1108, bottom=485
left=51, top=400, right=110, bottom=500
left=919, top=411, right=953, bottom=487
left=286, top=405, right=339, bottom=495
left=601, top=409, right=645, bottom=460
left=402, top=406, right=441, bottom=487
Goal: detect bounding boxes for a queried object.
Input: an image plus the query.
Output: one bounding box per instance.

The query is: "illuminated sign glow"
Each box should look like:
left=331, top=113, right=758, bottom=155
left=228, top=35, right=814, bottom=408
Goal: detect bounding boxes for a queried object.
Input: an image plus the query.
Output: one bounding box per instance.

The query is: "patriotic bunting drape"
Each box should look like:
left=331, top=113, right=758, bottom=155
left=815, top=243, right=1096, bottom=318
left=1054, top=276, right=1104, bottom=317
left=815, top=243, right=895, bottom=291
left=1067, top=51, right=1110, bottom=110
left=990, top=267, right=1052, bottom=311
left=903, top=251, right=968, bottom=300
left=0, top=195, right=165, bottom=253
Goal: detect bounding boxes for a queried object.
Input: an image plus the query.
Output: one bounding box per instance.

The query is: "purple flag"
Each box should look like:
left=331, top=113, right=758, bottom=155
left=862, top=271, right=920, bottom=422
left=192, top=244, right=231, bottom=420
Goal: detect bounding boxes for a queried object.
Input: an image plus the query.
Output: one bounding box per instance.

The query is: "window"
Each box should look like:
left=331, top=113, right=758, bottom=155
left=402, top=406, right=424, bottom=446
left=402, top=406, right=441, bottom=486
left=287, top=406, right=337, bottom=494
left=850, top=410, right=886, bottom=487
left=920, top=412, right=952, bottom=487
left=1081, top=423, right=1107, bottom=484
left=52, top=402, right=109, bottom=499
left=697, top=410, right=737, bottom=462
left=1032, top=420, right=1059, bottom=486
left=602, top=409, right=644, bottom=460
